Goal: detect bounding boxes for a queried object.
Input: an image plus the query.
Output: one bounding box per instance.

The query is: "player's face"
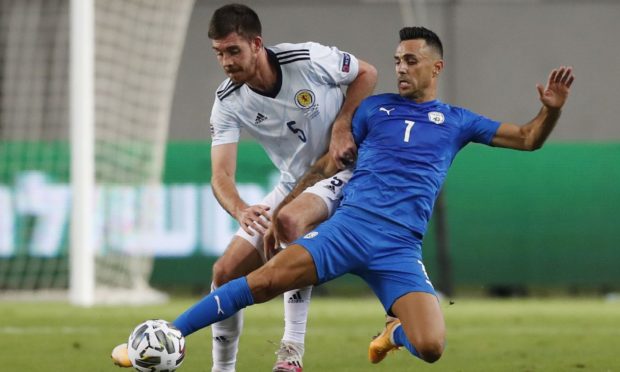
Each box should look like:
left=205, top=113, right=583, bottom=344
left=394, top=39, right=441, bottom=100
left=212, top=32, right=261, bottom=83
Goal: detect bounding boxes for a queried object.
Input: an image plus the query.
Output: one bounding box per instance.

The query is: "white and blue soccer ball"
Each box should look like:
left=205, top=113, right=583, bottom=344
left=127, top=319, right=186, bottom=372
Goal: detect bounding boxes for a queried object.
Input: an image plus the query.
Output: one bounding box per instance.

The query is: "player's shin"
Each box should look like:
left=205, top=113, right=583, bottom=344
left=211, top=282, right=244, bottom=372
left=173, top=277, right=254, bottom=337
left=282, top=286, right=312, bottom=344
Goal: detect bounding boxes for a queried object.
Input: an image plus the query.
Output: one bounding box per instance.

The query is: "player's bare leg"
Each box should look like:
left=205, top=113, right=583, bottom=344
left=275, top=193, right=328, bottom=244
left=211, top=236, right=264, bottom=372
left=212, top=235, right=265, bottom=286
left=248, top=244, right=318, bottom=303
left=370, top=292, right=445, bottom=364
left=270, top=193, right=329, bottom=371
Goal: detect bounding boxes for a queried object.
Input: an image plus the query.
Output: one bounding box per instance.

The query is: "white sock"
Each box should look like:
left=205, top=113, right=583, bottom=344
left=282, top=286, right=312, bottom=345
left=211, top=282, right=243, bottom=372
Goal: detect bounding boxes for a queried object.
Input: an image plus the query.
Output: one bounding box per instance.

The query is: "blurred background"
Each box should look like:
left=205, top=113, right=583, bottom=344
left=1, top=0, right=619, bottom=304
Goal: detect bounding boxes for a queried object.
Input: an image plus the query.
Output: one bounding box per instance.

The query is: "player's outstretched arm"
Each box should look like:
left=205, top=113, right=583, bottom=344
left=491, top=66, right=575, bottom=151
left=211, top=143, right=270, bottom=236
left=329, top=59, right=377, bottom=169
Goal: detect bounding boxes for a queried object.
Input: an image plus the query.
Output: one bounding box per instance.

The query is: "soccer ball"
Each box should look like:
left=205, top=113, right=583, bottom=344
left=127, top=319, right=186, bottom=372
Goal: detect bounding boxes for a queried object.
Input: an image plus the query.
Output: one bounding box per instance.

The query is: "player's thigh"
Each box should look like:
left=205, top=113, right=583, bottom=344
left=392, top=292, right=445, bottom=356
left=212, top=235, right=264, bottom=286
left=278, top=192, right=328, bottom=236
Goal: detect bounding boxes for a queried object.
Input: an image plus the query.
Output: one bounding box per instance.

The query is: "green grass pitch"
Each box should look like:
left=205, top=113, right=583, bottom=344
left=1, top=296, right=618, bottom=371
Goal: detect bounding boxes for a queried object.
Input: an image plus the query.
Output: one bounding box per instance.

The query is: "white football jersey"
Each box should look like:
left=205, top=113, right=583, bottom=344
left=210, top=41, right=359, bottom=189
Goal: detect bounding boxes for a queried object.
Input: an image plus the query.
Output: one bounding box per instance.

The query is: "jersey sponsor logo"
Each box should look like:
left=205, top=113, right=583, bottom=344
left=428, top=111, right=445, bottom=124
left=341, top=53, right=351, bottom=72
left=304, top=231, right=319, bottom=239
left=294, top=89, right=315, bottom=109
left=380, top=107, right=395, bottom=115
left=254, top=112, right=268, bottom=125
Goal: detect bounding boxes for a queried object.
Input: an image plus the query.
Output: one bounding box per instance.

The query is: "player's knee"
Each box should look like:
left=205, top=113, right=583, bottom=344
left=415, top=338, right=444, bottom=363
left=212, top=258, right=234, bottom=287
left=275, top=207, right=302, bottom=243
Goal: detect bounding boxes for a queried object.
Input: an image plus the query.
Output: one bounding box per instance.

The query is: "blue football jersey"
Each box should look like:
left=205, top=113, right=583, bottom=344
left=341, top=93, right=501, bottom=237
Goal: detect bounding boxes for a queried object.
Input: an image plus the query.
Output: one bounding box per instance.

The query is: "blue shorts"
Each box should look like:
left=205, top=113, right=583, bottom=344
left=294, top=206, right=436, bottom=315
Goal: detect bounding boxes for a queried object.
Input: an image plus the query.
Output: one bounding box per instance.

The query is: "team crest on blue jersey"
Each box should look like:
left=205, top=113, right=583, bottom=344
left=294, top=89, right=315, bottom=109
left=428, top=111, right=445, bottom=124
left=304, top=231, right=319, bottom=239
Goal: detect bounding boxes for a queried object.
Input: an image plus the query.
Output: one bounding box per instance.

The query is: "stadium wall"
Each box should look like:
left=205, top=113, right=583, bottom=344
left=1, top=141, right=618, bottom=292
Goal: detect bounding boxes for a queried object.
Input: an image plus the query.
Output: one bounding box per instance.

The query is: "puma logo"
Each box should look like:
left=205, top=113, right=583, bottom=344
left=380, top=107, right=395, bottom=115
left=214, top=295, right=224, bottom=315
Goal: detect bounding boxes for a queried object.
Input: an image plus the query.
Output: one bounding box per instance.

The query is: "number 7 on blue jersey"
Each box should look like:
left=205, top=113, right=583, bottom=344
left=403, top=120, right=415, bottom=142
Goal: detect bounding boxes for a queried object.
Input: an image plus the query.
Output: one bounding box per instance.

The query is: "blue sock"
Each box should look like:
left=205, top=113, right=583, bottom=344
left=392, top=323, right=420, bottom=358
left=173, top=277, right=255, bottom=337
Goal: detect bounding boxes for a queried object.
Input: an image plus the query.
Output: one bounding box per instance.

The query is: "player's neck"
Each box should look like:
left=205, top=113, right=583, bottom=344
left=408, top=93, right=437, bottom=104
left=410, top=86, right=437, bottom=104
left=246, top=48, right=277, bottom=93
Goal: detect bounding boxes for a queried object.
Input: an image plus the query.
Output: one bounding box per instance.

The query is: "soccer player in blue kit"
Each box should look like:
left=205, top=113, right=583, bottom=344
left=157, top=26, right=575, bottom=366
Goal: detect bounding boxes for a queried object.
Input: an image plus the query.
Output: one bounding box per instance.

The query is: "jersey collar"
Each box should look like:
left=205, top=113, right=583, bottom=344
left=247, top=48, right=283, bottom=99
left=398, top=95, right=441, bottom=108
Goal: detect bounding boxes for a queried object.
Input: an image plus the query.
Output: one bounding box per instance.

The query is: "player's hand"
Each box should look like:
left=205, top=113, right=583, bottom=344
left=236, top=204, right=271, bottom=236
left=330, top=126, right=357, bottom=169
left=263, top=225, right=283, bottom=260
left=537, top=66, right=574, bottom=110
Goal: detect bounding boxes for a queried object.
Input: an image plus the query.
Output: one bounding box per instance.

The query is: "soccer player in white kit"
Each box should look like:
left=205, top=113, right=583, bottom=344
left=205, top=4, right=376, bottom=372
left=111, top=4, right=375, bottom=371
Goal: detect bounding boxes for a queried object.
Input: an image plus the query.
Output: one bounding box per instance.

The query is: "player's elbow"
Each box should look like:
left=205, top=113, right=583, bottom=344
left=522, top=139, right=543, bottom=152
left=520, top=127, right=546, bottom=151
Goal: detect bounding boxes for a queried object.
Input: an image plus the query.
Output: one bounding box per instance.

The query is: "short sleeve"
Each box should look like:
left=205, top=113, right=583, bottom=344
left=308, top=42, right=359, bottom=86
left=460, top=108, right=501, bottom=145
left=210, top=95, right=240, bottom=146
left=351, top=99, right=371, bottom=146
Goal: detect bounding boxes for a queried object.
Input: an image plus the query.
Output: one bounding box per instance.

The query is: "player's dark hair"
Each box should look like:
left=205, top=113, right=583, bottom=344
left=208, top=3, right=262, bottom=40
left=399, top=27, right=443, bottom=58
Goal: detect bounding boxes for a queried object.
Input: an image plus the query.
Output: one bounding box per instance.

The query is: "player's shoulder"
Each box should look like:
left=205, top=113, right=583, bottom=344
left=215, top=78, right=243, bottom=102
left=269, top=42, right=314, bottom=65
left=442, top=103, right=479, bottom=121
left=270, top=41, right=346, bottom=62
left=270, top=41, right=331, bottom=53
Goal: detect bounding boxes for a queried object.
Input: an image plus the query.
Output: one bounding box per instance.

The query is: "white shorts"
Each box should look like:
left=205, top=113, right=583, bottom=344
left=235, top=168, right=353, bottom=249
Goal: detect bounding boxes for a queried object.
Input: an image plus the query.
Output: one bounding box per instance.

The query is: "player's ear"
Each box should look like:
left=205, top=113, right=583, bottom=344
left=432, top=59, right=444, bottom=78
left=251, top=36, right=263, bottom=52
